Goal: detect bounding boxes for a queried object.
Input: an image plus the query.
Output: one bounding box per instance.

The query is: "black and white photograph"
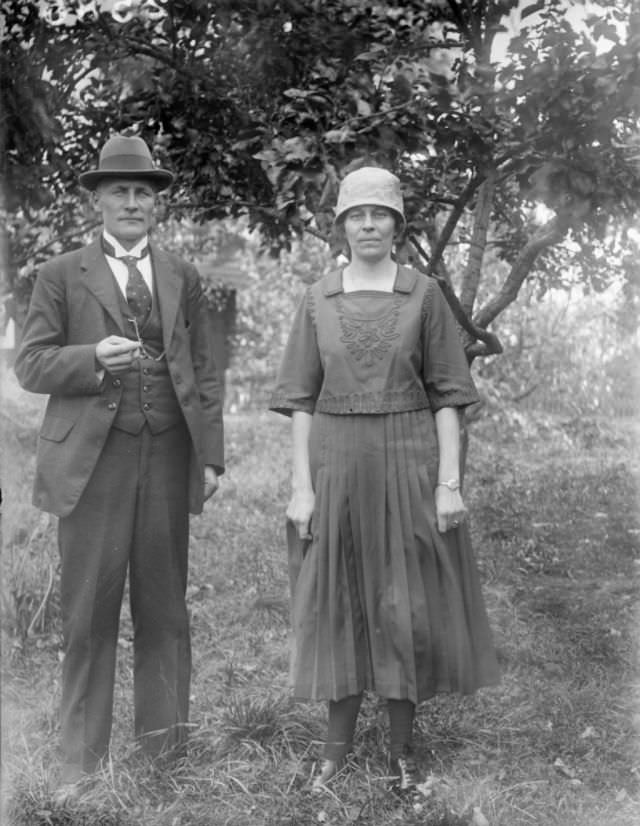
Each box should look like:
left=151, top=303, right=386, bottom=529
left=1, top=1, right=639, bottom=825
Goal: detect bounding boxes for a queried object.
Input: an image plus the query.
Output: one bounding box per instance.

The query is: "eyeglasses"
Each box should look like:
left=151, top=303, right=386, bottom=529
left=127, top=316, right=166, bottom=361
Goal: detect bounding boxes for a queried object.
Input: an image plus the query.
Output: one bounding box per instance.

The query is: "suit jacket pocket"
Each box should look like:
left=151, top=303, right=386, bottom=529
left=40, top=416, right=75, bottom=442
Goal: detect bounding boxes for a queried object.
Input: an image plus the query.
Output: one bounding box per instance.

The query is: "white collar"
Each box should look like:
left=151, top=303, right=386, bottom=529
left=102, top=229, right=149, bottom=259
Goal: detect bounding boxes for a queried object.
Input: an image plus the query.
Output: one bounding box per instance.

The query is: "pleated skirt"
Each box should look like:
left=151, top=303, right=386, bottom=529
left=287, top=409, right=500, bottom=703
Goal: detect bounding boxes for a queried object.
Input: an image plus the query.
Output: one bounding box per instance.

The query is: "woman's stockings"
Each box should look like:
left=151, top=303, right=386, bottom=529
left=387, top=698, right=415, bottom=758
left=323, top=693, right=363, bottom=761
left=323, top=695, right=415, bottom=761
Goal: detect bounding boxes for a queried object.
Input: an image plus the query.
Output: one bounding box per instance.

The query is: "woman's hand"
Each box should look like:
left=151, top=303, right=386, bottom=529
left=286, top=488, right=315, bottom=540
left=435, top=486, right=467, bottom=533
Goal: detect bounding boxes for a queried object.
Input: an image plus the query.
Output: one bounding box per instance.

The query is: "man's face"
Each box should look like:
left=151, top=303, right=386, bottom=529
left=93, top=178, right=156, bottom=248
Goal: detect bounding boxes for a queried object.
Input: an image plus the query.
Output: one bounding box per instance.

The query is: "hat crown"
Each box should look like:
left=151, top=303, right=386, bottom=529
left=98, top=135, right=155, bottom=172
left=79, top=134, right=174, bottom=190
left=335, top=167, right=404, bottom=224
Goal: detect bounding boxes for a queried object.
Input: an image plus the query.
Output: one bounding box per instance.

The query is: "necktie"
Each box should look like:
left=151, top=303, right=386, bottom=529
left=102, top=237, right=152, bottom=325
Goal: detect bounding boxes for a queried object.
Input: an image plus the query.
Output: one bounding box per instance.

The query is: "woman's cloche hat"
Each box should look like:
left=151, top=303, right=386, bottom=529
left=334, top=166, right=405, bottom=227
left=78, top=134, right=174, bottom=191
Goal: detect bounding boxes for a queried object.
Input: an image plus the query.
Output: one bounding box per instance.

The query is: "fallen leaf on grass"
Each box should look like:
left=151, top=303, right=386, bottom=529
left=553, top=758, right=583, bottom=786
left=553, top=757, right=576, bottom=778
left=471, top=806, right=491, bottom=826
left=416, top=773, right=437, bottom=798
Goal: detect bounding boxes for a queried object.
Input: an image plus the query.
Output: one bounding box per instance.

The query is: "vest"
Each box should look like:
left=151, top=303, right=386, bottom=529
left=111, top=282, right=184, bottom=435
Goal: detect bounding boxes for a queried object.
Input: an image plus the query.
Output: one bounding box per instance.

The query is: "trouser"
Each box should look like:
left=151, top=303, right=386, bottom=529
left=57, top=422, right=191, bottom=776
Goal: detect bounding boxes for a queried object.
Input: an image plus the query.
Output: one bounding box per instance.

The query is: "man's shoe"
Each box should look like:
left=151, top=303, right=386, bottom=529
left=389, top=746, right=420, bottom=792
left=311, top=757, right=346, bottom=793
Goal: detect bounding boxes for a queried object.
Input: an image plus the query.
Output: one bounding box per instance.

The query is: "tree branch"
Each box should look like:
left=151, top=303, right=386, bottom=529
left=409, top=235, right=503, bottom=359
left=423, top=220, right=453, bottom=285
left=512, top=382, right=539, bottom=403
left=14, top=220, right=101, bottom=269
left=446, top=0, right=473, bottom=45
left=473, top=215, right=570, bottom=329
left=424, top=175, right=484, bottom=277
left=302, top=225, right=330, bottom=244
left=462, top=0, right=482, bottom=52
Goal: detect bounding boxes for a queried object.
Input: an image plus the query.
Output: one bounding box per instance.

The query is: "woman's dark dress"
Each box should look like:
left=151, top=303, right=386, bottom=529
left=270, top=266, right=499, bottom=703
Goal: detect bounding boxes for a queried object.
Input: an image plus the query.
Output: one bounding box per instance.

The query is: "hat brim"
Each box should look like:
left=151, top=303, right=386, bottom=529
left=79, top=168, right=174, bottom=192
left=334, top=202, right=405, bottom=229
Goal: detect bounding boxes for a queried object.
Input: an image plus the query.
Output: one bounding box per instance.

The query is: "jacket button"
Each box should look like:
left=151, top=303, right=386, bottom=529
left=112, top=379, right=121, bottom=387
left=108, top=402, right=117, bottom=411
left=143, top=385, right=150, bottom=392
left=143, top=368, right=150, bottom=376
left=143, top=402, right=151, bottom=410
left=175, top=375, right=182, bottom=384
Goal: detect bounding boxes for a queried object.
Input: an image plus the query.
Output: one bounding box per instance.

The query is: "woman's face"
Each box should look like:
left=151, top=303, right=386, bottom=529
left=342, top=205, right=398, bottom=263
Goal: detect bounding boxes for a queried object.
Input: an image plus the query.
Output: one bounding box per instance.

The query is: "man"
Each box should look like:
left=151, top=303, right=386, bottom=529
left=14, top=134, right=224, bottom=793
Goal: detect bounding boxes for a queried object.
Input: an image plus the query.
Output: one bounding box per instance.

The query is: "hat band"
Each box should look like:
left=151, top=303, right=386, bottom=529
left=99, top=153, right=156, bottom=171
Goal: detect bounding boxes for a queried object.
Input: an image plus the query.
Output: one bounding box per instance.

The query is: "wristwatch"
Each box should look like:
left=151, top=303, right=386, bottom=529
left=437, top=478, right=460, bottom=491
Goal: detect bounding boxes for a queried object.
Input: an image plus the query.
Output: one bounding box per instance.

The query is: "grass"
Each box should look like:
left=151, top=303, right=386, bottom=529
left=1, top=362, right=639, bottom=825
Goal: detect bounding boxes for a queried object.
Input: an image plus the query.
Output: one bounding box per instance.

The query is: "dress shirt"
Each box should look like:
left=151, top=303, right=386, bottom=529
left=95, top=231, right=153, bottom=383
left=102, top=230, right=153, bottom=297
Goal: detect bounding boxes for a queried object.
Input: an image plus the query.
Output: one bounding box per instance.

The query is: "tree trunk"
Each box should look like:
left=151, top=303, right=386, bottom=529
left=460, top=166, right=496, bottom=319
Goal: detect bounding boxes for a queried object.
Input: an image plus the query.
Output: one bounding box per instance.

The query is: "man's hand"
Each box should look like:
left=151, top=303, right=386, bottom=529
left=95, top=336, right=141, bottom=374
left=204, top=465, right=219, bottom=501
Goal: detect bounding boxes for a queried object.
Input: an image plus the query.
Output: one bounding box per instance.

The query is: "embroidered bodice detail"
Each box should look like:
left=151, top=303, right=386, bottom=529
left=269, top=267, right=480, bottom=417
left=336, top=293, right=404, bottom=367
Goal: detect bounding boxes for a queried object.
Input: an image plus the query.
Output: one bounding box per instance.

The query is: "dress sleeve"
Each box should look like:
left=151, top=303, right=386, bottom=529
left=422, top=279, right=480, bottom=412
left=269, top=288, right=323, bottom=417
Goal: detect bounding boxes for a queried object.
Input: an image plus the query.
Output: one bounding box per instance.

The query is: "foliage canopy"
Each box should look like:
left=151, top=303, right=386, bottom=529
left=2, top=0, right=640, bottom=356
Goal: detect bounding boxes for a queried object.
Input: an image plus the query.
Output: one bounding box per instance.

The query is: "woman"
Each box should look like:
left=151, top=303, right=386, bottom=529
left=270, top=167, right=499, bottom=793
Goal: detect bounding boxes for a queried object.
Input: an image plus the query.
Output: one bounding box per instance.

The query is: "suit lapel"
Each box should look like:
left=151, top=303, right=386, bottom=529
left=81, top=238, right=126, bottom=333
left=151, top=244, right=182, bottom=353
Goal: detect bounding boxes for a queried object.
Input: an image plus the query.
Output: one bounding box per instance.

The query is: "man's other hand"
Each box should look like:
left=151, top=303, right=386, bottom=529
left=204, top=465, right=219, bottom=501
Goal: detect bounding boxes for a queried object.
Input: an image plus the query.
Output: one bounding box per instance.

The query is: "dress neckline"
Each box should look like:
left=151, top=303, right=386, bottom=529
left=322, top=266, right=417, bottom=297
left=340, top=265, right=398, bottom=294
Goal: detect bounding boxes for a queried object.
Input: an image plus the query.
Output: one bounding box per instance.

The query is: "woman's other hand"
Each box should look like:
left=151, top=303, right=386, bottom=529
left=287, top=489, right=315, bottom=540
left=435, top=487, right=467, bottom=533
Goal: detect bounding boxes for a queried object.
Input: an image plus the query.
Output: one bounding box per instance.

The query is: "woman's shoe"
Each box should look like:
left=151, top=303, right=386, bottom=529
left=389, top=746, right=420, bottom=792
left=311, top=757, right=346, bottom=792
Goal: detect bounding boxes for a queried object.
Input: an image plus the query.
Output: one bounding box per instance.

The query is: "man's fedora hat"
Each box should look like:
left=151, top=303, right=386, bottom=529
left=79, top=134, right=174, bottom=191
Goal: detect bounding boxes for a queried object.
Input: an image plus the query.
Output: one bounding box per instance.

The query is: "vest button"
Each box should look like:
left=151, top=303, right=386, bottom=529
left=108, top=402, right=117, bottom=411
left=143, top=385, right=150, bottom=392
left=112, top=379, right=121, bottom=387
left=143, top=402, right=151, bottom=410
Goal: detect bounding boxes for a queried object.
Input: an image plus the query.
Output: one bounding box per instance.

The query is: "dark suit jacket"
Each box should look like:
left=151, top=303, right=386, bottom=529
left=14, top=237, right=225, bottom=517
